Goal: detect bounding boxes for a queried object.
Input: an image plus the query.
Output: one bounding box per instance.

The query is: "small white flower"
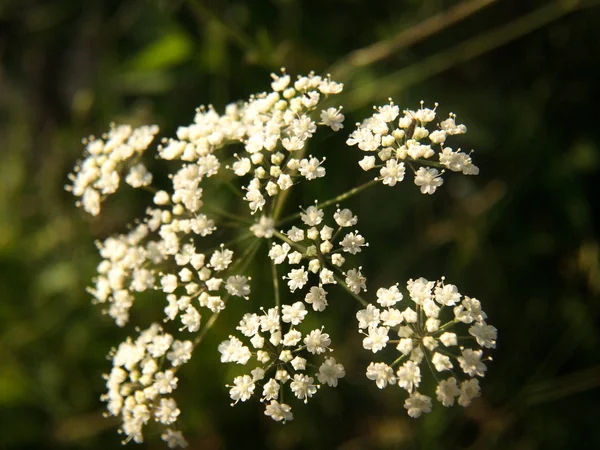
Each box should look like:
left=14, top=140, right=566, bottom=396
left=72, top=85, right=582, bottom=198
left=397, top=360, right=421, bottom=392
left=269, top=243, right=290, bottom=264
left=458, top=378, right=481, bottom=406
left=469, top=322, right=498, bottom=349
left=262, top=379, right=280, bottom=401
left=299, top=157, right=326, bottom=180
left=319, top=268, right=335, bottom=285
left=229, top=375, right=255, bottom=404
left=288, top=251, right=303, bottom=264
left=161, top=429, right=188, bottom=449
left=290, top=374, right=318, bottom=403
left=286, top=267, right=308, bottom=292
left=232, top=157, right=252, bottom=176
left=283, top=329, right=302, bottom=347
left=180, top=305, right=201, bottom=332
left=366, top=362, right=396, bottom=389
left=345, top=268, right=366, bottom=294
left=376, top=285, right=403, bottom=307
left=237, top=313, right=261, bottom=337
left=281, top=302, right=308, bottom=325
left=277, top=174, right=293, bottom=190
left=305, top=286, right=328, bottom=312
left=431, top=353, right=453, bottom=372
left=304, top=329, right=331, bottom=354
left=264, top=400, right=293, bottom=423
left=356, top=304, right=381, bottom=329
left=333, top=208, right=358, bottom=227
left=209, top=248, right=234, bottom=271
left=436, top=377, right=460, bottom=407
left=161, top=274, right=178, bottom=293
left=358, top=155, right=376, bottom=171
left=429, top=129, right=447, bottom=144
left=225, top=275, right=251, bottom=299
left=340, top=232, right=367, bottom=254
left=404, top=392, right=432, bottom=418
left=439, top=332, right=458, bottom=347
left=300, top=206, right=324, bottom=226
left=458, top=349, right=486, bottom=377
left=396, top=337, right=413, bottom=355
left=320, top=107, right=345, bottom=131
left=317, top=357, right=345, bottom=387
left=380, top=159, right=405, bottom=186
left=414, top=167, right=443, bottom=195
left=363, top=326, right=389, bottom=353
left=289, top=356, right=305, bottom=371
left=287, top=226, right=305, bottom=242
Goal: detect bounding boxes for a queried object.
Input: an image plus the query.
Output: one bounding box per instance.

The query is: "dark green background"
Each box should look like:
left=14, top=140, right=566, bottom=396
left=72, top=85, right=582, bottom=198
left=1, top=0, right=599, bottom=449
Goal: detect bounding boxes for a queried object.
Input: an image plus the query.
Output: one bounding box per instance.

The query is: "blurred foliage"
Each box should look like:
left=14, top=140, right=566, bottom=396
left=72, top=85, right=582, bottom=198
left=1, top=0, right=600, bottom=449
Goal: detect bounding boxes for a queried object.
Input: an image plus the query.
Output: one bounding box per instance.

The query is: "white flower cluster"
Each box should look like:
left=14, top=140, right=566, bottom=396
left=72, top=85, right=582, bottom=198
left=231, top=72, right=344, bottom=214
left=151, top=70, right=345, bottom=214
left=347, top=101, right=479, bottom=194
left=357, top=277, right=496, bottom=418
left=88, top=203, right=245, bottom=329
left=89, top=222, right=166, bottom=326
left=102, top=324, right=191, bottom=447
left=269, top=205, right=368, bottom=311
left=68, top=68, right=497, bottom=447
left=219, top=307, right=345, bottom=422
left=67, top=124, right=159, bottom=215
left=161, top=243, right=251, bottom=332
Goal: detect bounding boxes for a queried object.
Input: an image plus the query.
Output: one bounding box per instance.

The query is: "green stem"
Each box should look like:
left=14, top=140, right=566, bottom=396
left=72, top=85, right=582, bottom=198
left=276, top=179, right=378, bottom=226
left=204, top=231, right=255, bottom=254
left=272, top=230, right=306, bottom=253
left=205, top=204, right=253, bottom=225
left=332, top=273, right=368, bottom=307
left=390, top=353, right=407, bottom=368
left=270, top=249, right=281, bottom=309
left=344, top=1, right=578, bottom=111
left=193, top=307, right=223, bottom=346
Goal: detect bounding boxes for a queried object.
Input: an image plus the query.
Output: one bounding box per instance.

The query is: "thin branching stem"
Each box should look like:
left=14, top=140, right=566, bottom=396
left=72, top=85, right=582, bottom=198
left=276, top=179, right=378, bottom=226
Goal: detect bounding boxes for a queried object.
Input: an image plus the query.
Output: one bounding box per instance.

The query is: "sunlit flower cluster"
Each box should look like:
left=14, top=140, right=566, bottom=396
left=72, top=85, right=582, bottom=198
left=347, top=100, right=479, bottom=194
left=269, top=205, right=368, bottom=310
left=357, top=277, right=496, bottom=417
left=220, top=307, right=345, bottom=422
left=228, top=71, right=344, bottom=214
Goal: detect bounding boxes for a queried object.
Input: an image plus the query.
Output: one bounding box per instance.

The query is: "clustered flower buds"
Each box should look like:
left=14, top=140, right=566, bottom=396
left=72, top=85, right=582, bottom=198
left=67, top=124, right=159, bottom=215
left=68, top=69, right=493, bottom=448
left=102, top=324, right=191, bottom=447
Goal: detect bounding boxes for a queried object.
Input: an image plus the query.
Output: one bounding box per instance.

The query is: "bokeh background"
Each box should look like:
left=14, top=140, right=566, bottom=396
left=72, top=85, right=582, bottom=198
left=1, top=0, right=599, bottom=449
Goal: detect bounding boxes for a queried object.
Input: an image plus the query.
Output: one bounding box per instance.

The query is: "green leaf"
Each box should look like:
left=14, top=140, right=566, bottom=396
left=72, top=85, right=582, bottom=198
left=129, top=30, right=193, bottom=72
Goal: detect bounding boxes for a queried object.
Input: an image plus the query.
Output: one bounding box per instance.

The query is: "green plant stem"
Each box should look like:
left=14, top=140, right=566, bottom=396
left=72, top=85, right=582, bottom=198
left=330, top=0, right=498, bottom=79
left=276, top=178, right=378, bottom=226
left=344, top=1, right=579, bottom=111
left=205, top=204, right=253, bottom=225
left=390, top=353, right=407, bottom=369
left=270, top=247, right=281, bottom=309
left=332, top=273, right=368, bottom=307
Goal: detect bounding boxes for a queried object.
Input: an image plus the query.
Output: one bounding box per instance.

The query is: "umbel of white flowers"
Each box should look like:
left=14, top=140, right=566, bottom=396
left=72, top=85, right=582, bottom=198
left=67, top=69, right=492, bottom=448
